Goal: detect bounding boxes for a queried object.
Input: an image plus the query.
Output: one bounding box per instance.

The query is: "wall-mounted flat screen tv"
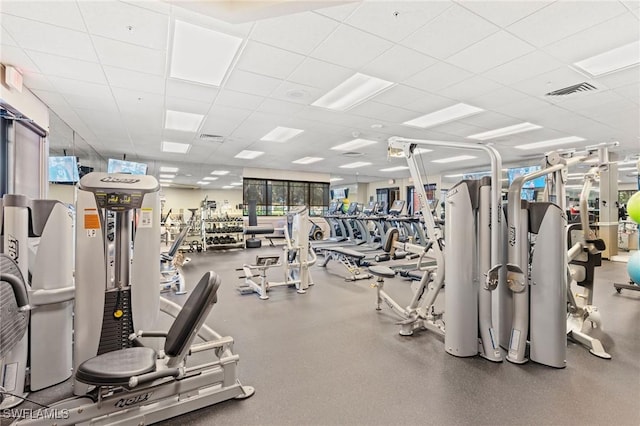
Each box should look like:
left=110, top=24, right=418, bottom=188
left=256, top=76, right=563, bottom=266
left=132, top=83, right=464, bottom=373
left=49, top=156, right=79, bottom=183
left=508, top=166, right=546, bottom=189
left=107, top=159, right=147, bottom=175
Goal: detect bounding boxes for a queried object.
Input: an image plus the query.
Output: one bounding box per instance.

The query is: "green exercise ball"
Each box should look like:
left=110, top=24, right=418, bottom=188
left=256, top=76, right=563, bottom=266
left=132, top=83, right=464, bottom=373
left=628, top=191, right=640, bottom=224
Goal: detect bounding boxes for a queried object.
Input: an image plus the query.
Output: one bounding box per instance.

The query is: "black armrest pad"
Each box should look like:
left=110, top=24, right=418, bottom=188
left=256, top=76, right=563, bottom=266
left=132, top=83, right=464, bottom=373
left=245, top=225, right=275, bottom=235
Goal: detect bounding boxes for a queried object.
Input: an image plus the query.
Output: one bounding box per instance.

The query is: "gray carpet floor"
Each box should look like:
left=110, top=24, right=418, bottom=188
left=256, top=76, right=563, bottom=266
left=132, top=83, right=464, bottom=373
left=3, top=246, right=639, bottom=425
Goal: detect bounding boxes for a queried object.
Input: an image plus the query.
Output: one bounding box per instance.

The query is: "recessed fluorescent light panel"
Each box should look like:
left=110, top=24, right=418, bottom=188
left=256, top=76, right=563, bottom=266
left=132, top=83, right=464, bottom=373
left=196, top=181, right=210, bottom=185
left=170, top=20, right=243, bottom=86
left=432, top=155, right=477, bottom=164
left=573, top=41, right=640, bottom=77
left=444, top=173, right=465, bottom=178
left=203, top=177, right=218, bottom=181
left=160, top=166, right=178, bottom=173
left=515, top=136, right=585, bottom=150
left=159, top=179, right=173, bottom=183
left=329, top=177, right=343, bottom=182
left=312, top=73, right=394, bottom=111
left=292, top=157, right=324, bottom=164
left=211, top=170, right=230, bottom=175
left=234, top=150, right=264, bottom=159
left=331, top=138, right=377, bottom=151
left=619, top=167, right=637, bottom=171
left=159, top=174, right=176, bottom=179
left=162, top=141, right=191, bottom=154
left=340, top=161, right=372, bottom=169
left=230, top=182, right=243, bottom=186
left=160, top=183, right=171, bottom=187
left=222, top=185, right=234, bottom=189
left=165, top=110, right=204, bottom=132
left=404, top=103, right=484, bottom=129
left=467, top=122, right=542, bottom=140
left=380, top=166, right=409, bottom=172
left=260, top=126, right=304, bottom=143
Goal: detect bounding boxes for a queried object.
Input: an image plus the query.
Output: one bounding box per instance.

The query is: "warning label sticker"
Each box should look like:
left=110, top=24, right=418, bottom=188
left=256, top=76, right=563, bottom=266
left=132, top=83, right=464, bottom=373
left=84, top=209, right=100, bottom=230
left=139, top=208, right=153, bottom=228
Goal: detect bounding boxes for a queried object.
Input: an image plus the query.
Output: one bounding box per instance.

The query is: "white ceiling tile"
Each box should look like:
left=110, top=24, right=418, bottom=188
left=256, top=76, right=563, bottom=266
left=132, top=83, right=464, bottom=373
left=374, top=84, right=431, bottom=109
left=236, top=41, right=305, bottom=80
left=431, top=121, right=494, bottom=138
left=165, top=97, right=211, bottom=115
left=544, top=13, right=640, bottom=64
left=401, top=4, right=499, bottom=59
left=104, top=66, right=165, bottom=94
left=404, top=62, right=473, bottom=92
left=556, top=89, right=627, bottom=112
left=22, top=72, right=55, bottom=91
left=311, top=25, right=393, bottom=69
left=270, top=81, right=324, bottom=105
left=344, top=1, right=452, bottom=43
left=613, top=82, right=640, bottom=105
left=1, top=14, right=97, bottom=62
left=622, top=0, right=640, bottom=9
left=294, top=107, right=374, bottom=130
left=119, top=0, right=172, bottom=15
left=362, top=45, right=436, bottom=82
left=515, top=66, right=593, bottom=98
left=225, top=69, right=282, bottom=97
left=491, top=96, right=552, bottom=120
left=467, top=86, right=530, bottom=109
left=403, top=92, right=459, bottom=114
left=31, top=89, right=67, bottom=106
left=447, top=30, right=536, bottom=74
left=111, top=87, right=164, bottom=115
left=457, top=1, right=553, bottom=27
left=47, top=76, right=109, bottom=97
left=0, top=1, right=85, bottom=31
left=77, top=1, right=168, bottom=50
left=313, top=3, right=360, bottom=22
left=507, top=1, right=629, bottom=47
left=26, top=51, right=106, bottom=84
left=215, top=90, right=264, bottom=111
left=1, top=26, right=17, bottom=46
left=92, top=36, right=165, bottom=75
left=438, top=75, right=503, bottom=101
left=257, top=98, right=306, bottom=116
left=349, top=101, right=417, bottom=123
left=0, top=45, right=40, bottom=73
left=166, top=79, right=218, bottom=103
left=65, top=92, right=118, bottom=112
left=482, top=50, right=564, bottom=85
left=287, top=58, right=352, bottom=90
left=596, top=66, right=640, bottom=89
left=251, top=11, right=338, bottom=55
left=458, top=111, right=525, bottom=130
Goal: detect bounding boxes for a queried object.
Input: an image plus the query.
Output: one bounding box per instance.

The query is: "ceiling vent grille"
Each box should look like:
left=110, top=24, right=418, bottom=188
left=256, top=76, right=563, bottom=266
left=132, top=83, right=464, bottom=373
left=199, top=134, right=224, bottom=143
left=342, top=151, right=364, bottom=158
left=545, top=82, right=597, bottom=96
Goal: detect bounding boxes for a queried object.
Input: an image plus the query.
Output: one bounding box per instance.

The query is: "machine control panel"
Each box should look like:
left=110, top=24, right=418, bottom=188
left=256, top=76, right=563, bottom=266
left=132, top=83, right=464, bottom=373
left=94, top=191, right=144, bottom=211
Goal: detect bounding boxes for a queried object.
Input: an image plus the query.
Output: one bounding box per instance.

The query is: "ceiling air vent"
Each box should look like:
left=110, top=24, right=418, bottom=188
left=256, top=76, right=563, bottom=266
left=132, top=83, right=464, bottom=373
left=545, top=82, right=597, bottom=96
left=342, top=151, right=364, bottom=158
left=199, top=134, right=224, bottom=143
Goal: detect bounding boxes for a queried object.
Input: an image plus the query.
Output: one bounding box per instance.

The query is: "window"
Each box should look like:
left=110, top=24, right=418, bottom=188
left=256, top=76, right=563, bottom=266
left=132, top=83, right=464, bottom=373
left=243, top=178, right=329, bottom=216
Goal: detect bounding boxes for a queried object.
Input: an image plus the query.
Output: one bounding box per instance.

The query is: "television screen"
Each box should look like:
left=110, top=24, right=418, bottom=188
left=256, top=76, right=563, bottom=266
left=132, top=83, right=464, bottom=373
left=49, top=156, right=79, bottom=183
left=521, top=188, right=536, bottom=201
left=332, top=188, right=347, bottom=200
left=107, top=158, right=147, bottom=175
left=508, top=166, right=545, bottom=189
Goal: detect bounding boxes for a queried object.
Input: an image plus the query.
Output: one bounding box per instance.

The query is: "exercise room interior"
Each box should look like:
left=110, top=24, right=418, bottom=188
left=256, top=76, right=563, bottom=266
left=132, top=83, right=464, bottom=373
left=0, top=1, right=639, bottom=425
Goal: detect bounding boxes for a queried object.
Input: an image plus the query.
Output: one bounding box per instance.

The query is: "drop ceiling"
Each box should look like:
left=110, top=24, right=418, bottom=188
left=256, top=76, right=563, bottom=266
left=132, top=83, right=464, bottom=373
left=1, top=0, right=639, bottom=188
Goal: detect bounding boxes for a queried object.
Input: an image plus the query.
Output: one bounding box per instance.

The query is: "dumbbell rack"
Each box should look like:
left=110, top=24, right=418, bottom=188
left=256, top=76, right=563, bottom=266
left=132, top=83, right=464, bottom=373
left=203, top=217, right=245, bottom=250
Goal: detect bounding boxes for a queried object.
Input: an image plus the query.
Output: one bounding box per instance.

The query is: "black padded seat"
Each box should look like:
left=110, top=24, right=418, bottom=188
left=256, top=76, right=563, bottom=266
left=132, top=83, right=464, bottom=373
left=244, top=225, right=275, bottom=235
left=330, top=247, right=366, bottom=259
left=76, top=347, right=156, bottom=387
left=369, top=265, right=396, bottom=279
left=407, top=270, right=424, bottom=281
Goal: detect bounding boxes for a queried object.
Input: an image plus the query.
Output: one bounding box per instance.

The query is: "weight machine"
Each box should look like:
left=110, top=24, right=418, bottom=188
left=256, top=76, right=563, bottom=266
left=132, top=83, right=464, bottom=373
left=238, top=206, right=317, bottom=299
left=0, top=195, right=74, bottom=409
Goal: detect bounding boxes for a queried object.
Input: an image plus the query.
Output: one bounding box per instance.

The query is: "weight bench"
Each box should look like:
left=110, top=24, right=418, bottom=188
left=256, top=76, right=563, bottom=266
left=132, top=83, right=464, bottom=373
left=21, top=272, right=254, bottom=425
left=245, top=225, right=275, bottom=249
left=237, top=255, right=283, bottom=299
left=318, top=246, right=372, bottom=281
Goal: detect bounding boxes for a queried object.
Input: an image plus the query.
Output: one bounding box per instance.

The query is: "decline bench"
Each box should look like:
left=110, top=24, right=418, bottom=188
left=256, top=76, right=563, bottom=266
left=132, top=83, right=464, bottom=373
left=317, top=246, right=372, bottom=281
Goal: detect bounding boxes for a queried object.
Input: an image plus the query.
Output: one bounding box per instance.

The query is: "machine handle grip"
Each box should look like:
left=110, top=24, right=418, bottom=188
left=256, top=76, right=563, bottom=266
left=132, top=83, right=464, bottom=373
left=0, top=273, right=31, bottom=310
left=128, top=368, right=182, bottom=388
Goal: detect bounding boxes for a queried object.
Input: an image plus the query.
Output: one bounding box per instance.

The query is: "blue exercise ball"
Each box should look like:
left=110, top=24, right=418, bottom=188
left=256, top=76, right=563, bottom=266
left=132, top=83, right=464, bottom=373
left=628, top=251, right=640, bottom=285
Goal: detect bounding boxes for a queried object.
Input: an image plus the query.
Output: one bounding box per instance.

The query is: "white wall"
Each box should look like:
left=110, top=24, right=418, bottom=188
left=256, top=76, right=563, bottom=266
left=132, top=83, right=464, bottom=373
left=243, top=167, right=329, bottom=182
left=160, top=187, right=243, bottom=215
left=47, top=183, right=75, bottom=204
left=0, top=65, right=49, bottom=131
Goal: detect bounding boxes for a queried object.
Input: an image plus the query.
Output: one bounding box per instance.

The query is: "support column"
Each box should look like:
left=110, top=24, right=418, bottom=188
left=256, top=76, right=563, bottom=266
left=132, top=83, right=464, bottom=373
left=599, top=158, right=618, bottom=260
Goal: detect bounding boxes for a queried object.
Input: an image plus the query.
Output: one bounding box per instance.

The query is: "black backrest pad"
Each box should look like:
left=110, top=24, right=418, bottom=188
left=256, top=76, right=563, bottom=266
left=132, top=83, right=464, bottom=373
left=164, top=271, right=221, bottom=357
left=166, top=224, right=191, bottom=257
left=0, top=254, right=28, bottom=359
